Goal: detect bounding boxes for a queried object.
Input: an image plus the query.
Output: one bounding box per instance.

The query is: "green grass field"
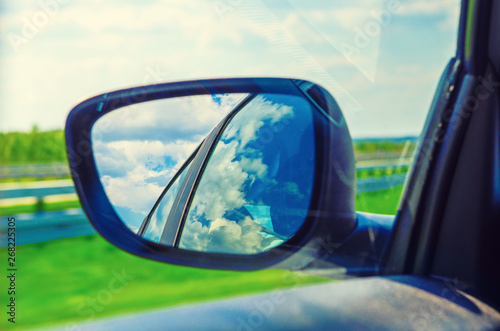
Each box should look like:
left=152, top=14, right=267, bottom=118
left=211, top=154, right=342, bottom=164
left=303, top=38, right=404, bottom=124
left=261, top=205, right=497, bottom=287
left=356, top=185, right=404, bottom=215
left=0, top=199, right=81, bottom=216
left=0, top=185, right=403, bottom=330
left=0, top=235, right=329, bottom=330
left=0, top=175, right=72, bottom=184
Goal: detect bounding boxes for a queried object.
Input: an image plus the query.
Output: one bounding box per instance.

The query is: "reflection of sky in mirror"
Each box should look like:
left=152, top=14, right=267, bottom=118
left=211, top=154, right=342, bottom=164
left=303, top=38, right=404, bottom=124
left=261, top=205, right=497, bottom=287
left=91, top=93, right=247, bottom=231
left=179, top=94, right=315, bottom=254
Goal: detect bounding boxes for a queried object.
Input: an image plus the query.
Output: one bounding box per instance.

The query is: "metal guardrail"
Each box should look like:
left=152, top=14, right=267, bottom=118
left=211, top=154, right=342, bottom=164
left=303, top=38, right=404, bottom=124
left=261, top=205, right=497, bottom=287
left=0, top=180, right=76, bottom=214
left=0, top=182, right=76, bottom=200
left=357, top=163, right=410, bottom=172
left=0, top=208, right=95, bottom=247
left=0, top=162, right=411, bottom=246
left=0, top=162, right=70, bottom=179
left=0, top=179, right=89, bottom=246
left=357, top=174, right=407, bottom=193
left=0, top=208, right=87, bottom=232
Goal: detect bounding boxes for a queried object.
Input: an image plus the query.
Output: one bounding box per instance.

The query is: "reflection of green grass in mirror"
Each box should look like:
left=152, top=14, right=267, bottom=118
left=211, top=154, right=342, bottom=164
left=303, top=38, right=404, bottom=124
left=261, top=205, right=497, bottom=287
left=0, top=235, right=330, bottom=330
left=0, top=200, right=81, bottom=216
left=355, top=185, right=404, bottom=215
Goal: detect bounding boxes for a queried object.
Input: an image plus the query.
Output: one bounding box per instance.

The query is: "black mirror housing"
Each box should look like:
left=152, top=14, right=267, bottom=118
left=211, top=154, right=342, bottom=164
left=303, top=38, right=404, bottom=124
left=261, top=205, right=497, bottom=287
left=65, top=77, right=356, bottom=271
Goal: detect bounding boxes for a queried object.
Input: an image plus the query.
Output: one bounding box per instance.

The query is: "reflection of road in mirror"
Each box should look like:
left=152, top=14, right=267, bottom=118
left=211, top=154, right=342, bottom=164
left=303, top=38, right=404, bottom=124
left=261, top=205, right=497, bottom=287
left=179, top=94, right=316, bottom=255
left=91, top=93, right=248, bottom=232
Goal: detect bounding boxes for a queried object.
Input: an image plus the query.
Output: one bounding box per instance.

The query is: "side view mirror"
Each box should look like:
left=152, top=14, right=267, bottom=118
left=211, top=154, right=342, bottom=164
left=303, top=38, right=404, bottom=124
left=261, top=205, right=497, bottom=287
left=65, top=78, right=359, bottom=271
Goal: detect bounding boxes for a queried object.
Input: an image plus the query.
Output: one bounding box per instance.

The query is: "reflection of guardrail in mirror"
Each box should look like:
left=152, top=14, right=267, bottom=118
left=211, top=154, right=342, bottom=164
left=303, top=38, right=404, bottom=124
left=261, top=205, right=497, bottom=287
left=0, top=161, right=411, bottom=246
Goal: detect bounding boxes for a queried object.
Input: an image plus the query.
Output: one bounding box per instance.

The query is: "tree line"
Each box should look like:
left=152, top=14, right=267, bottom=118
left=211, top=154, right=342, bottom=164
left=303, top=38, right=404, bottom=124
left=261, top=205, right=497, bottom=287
left=0, top=126, right=67, bottom=164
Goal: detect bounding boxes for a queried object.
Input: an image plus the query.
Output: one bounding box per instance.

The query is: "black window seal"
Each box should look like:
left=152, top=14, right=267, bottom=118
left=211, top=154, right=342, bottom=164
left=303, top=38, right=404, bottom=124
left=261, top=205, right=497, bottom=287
left=159, top=93, right=257, bottom=246
left=137, top=145, right=200, bottom=237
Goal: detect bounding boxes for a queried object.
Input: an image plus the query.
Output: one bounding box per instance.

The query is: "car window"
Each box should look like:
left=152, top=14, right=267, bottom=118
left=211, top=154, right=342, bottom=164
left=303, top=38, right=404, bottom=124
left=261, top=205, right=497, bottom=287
left=142, top=157, right=193, bottom=243
left=179, top=93, right=316, bottom=254
left=2, top=0, right=461, bottom=221
left=83, top=0, right=462, bottom=247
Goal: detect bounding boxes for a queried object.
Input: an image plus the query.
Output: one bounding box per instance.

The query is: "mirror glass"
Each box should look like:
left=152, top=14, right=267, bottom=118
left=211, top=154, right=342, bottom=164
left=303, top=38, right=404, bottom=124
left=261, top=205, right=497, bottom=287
left=91, top=94, right=248, bottom=233
left=92, top=92, right=317, bottom=255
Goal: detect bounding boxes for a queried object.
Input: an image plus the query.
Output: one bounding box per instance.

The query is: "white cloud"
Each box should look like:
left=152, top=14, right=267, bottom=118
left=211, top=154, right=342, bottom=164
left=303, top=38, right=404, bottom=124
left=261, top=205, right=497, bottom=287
left=394, top=0, right=461, bottom=31
left=94, top=139, right=198, bottom=176
left=181, top=212, right=283, bottom=254
left=398, top=0, right=460, bottom=16
left=100, top=173, right=163, bottom=216
left=93, top=138, right=189, bottom=230
left=224, top=97, right=294, bottom=147
left=113, top=94, right=246, bottom=136
left=190, top=140, right=249, bottom=221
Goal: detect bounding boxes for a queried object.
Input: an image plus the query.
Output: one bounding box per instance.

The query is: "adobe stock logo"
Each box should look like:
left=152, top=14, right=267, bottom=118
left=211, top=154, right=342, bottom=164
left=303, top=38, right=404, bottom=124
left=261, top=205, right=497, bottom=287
left=332, top=0, right=400, bottom=82
left=6, top=0, right=70, bottom=53
left=285, top=0, right=401, bottom=82
left=335, top=0, right=401, bottom=81
left=64, top=268, right=135, bottom=331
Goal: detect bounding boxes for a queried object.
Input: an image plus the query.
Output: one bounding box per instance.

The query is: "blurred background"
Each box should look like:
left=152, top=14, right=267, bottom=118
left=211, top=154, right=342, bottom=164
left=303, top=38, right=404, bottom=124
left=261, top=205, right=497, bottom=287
left=1, top=0, right=460, bottom=329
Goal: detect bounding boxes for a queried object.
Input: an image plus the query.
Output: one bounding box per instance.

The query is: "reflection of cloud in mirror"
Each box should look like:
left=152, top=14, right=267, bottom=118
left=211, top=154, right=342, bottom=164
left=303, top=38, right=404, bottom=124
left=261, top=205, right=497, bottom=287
left=224, top=97, right=294, bottom=147
left=180, top=95, right=296, bottom=254
left=181, top=216, right=281, bottom=254
left=91, top=93, right=247, bottom=230
left=95, top=93, right=248, bottom=143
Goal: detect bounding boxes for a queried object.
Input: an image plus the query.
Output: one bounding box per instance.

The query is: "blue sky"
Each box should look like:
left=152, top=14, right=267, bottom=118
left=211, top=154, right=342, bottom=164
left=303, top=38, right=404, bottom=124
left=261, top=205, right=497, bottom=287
left=0, top=0, right=460, bottom=137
